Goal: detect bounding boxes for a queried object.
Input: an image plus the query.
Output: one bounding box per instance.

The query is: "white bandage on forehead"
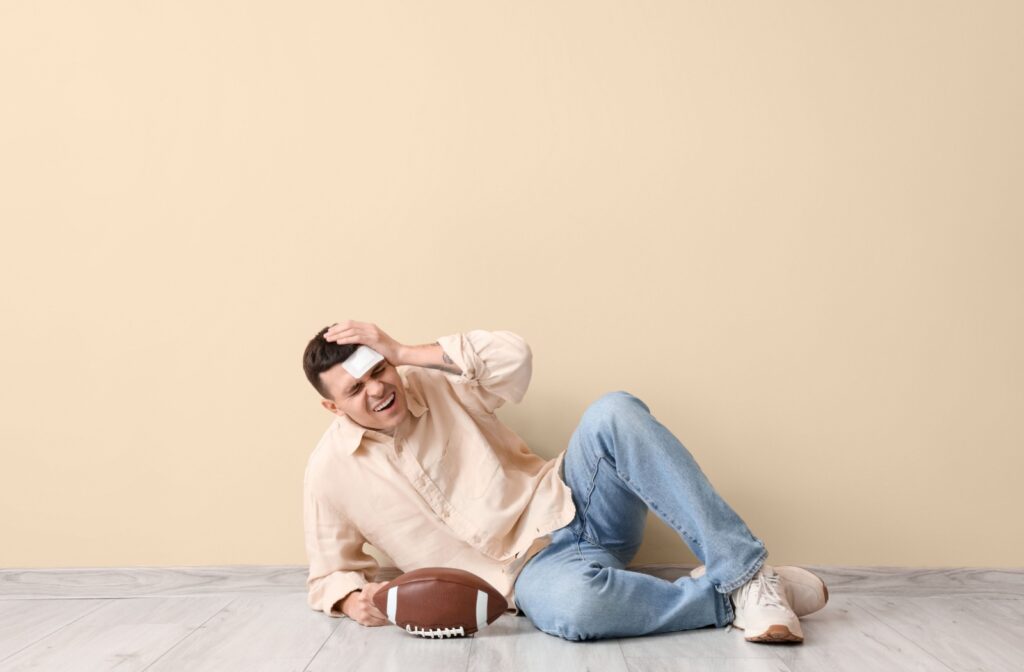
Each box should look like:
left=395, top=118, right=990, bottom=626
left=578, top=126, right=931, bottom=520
left=341, top=345, right=385, bottom=380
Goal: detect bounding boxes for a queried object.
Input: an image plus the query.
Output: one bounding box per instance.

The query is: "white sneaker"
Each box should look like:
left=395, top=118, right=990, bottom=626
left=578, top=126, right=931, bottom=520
left=727, top=565, right=803, bottom=643
left=691, top=564, right=829, bottom=618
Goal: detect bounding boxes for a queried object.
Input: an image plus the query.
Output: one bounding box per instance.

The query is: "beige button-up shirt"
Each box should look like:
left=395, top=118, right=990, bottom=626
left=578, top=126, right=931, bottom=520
left=303, top=329, right=577, bottom=617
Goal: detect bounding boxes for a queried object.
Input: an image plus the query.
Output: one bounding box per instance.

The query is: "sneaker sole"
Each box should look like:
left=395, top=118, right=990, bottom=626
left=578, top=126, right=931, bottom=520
left=738, top=623, right=804, bottom=643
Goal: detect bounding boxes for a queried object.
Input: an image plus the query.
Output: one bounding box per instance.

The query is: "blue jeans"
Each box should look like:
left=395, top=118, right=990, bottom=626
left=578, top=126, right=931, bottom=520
left=513, top=391, right=768, bottom=641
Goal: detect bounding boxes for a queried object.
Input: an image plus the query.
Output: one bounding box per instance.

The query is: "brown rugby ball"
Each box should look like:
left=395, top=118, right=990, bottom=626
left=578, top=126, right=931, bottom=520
left=371, top=567, right=508, bottom=638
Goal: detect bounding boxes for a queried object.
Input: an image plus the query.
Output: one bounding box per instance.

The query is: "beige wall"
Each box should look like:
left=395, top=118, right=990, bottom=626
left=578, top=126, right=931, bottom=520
left=2, top=1, right=1022, bottom=570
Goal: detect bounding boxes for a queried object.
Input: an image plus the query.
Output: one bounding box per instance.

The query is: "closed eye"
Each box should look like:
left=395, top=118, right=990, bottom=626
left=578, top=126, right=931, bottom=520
left=349, top=364, right=387, bottom=395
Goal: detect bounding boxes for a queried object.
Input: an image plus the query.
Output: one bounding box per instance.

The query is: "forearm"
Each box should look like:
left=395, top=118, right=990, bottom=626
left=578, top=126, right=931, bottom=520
left=397, top=342, right=463, bottom=376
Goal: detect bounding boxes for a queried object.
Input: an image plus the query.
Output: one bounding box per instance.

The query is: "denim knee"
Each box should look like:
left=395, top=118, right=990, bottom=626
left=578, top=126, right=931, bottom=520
left=521, top=565, right=619, bottom=641
left=578, top=391, right=650, bottom=436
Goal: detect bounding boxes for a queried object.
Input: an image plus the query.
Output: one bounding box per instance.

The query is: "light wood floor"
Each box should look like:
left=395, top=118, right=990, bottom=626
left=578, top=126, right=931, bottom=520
left=1, top=564, right=1022, bottom=671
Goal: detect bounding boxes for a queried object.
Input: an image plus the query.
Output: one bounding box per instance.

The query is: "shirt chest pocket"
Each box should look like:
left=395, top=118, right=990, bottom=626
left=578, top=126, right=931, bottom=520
left=421, top=428, right=502, bottom=500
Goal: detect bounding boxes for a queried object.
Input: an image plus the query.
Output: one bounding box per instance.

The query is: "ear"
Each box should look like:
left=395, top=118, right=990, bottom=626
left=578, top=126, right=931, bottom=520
left=320, top=398, right=340, bottom=414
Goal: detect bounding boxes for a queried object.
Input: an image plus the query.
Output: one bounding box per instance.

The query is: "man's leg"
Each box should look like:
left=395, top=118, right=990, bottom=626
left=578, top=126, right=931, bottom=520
left=515, top=390, right=768, bottom=640
left=567, top=390, right=769, bottom=593
left=514, top=523, right=730, bottom=641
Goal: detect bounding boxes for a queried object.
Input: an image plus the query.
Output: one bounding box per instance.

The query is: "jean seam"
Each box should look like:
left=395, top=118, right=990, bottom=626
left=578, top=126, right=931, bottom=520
left=578, top=457, right=641, bottom=563
left=614, top=468, right=704, bottom=551
left=573, top=454, right=606, bottom=561
left=718, top=587, right=735, bottom=626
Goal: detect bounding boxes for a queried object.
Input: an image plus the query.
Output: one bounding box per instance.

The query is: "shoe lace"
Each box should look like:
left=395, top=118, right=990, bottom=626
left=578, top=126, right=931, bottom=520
left=735, top=570, right=788, bottom=611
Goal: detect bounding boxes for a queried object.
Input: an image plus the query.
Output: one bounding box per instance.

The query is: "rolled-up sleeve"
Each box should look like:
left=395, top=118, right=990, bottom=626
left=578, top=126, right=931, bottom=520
left=303, top=478, right=379, bottom=617
left=435, top=329, right=533, bottom=415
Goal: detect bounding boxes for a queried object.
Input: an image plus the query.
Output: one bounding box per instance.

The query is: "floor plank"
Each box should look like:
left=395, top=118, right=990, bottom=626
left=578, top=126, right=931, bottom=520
left=143, top=594, right=338, bottom=672
left=966, top=595, right=1024, bottom=636
left=304, top=614, right=474, bottom=672
left=801, top=566, right=1024, bottom=598
left=854, top=595, right=1024, bottom=672
left=0, top=596, right=232, bottom=672
left=468, top=614, right=630, bottom=672
left=617, top=624, right=780, bottom=660
left=0, top=566, right=306, bottom=599
left=626, top=659, right=792, bottom=672
left=766, top=595, right=956, bottom=672
left=0, top=599, right=106, bottom=662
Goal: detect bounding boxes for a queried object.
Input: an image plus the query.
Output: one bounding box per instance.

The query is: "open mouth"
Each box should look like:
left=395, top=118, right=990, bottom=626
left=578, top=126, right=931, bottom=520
left=372, top=391, right=396, bottom=413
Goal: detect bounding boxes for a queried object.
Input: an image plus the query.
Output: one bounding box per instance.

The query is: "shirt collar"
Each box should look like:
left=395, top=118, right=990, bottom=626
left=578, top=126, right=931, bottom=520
left=334, top=386, right=428, bottom=456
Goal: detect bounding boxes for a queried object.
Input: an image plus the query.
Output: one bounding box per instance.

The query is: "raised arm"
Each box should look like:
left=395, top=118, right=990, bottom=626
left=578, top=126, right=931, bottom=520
left=395, top=342, right=464, bottom=376
left=428, top=330, right=533, bottom=415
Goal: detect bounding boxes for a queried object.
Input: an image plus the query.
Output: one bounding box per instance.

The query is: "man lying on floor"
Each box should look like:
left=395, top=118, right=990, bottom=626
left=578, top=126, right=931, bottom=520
left=301, top=321, right=828, bottom=642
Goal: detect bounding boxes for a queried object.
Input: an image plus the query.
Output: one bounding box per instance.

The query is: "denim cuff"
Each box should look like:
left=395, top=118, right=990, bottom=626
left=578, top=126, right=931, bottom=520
left=716, top=540, right=768, bottom=594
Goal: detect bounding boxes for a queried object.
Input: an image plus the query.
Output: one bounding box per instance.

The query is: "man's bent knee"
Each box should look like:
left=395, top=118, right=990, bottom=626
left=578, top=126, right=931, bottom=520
left=521, top=566, right=621, bottom=641
left=529, top=595, right=607, bottom=641
left=573, top=391, right=655, bottom=454
left=579, top=391, right=650, bottom=433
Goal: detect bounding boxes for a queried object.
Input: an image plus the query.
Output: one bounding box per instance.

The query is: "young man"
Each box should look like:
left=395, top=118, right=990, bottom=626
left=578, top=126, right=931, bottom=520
left=302, top=321, right=828, bottom=642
